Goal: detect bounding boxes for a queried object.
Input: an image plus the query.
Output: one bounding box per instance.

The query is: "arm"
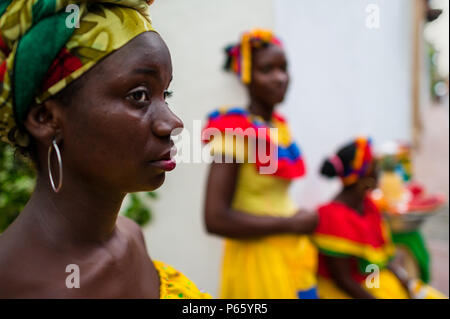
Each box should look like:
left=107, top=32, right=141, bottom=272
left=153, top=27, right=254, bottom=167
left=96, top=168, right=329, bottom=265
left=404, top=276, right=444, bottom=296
left=387, top=257, right=412, bottom=297
left=203, top=162, right=318, bottom=239
left=326, top=255, right=376, bottom=299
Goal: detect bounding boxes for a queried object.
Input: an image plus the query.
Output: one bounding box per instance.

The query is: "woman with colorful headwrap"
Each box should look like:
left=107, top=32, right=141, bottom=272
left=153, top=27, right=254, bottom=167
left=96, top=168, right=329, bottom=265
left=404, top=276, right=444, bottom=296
left=202, top=29, right=319, bottom=299
left=313, top=137, right=446, bottom=299
left=0, top=0, right=210, bottom=298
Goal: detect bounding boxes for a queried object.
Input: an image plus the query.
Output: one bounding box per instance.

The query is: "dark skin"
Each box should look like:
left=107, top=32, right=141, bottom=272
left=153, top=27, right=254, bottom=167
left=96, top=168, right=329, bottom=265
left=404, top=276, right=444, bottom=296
left=325, top=164, right=412, bottom=299
left=0, top=31, right=183, bottom=298
left=204, top=44, right=318, bottom=239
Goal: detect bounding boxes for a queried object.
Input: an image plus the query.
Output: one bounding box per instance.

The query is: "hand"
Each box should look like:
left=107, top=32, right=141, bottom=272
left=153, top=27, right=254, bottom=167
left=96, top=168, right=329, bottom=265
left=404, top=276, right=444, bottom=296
left=287, top=209, right=319, bottom=234
left=387, top=261, right=414, bottom=298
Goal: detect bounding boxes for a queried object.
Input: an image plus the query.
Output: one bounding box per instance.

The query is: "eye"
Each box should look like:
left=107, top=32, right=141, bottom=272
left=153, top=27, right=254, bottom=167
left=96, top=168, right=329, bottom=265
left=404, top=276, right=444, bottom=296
left=259, top=65, right=273, bottom=74
left=164, top=90, right=174, bottom=100
left=131, top=90, right=149, bottom=102
left=127, top=88, right=150, bottom=103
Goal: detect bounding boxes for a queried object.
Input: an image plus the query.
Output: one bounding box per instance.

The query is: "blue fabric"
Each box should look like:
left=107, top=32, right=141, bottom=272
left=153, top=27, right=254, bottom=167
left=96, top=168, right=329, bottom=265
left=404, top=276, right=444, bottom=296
left=278, top=143, right=301, bottom=161
left=208, top=107, right=247, bottom=120
left=297, top=287, right=319, bottom=299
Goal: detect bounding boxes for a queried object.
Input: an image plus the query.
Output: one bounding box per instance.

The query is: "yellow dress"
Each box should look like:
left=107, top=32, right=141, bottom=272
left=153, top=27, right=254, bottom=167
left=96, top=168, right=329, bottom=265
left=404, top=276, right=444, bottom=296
left=154, top=261, right=212, bottom=299
left=317, top=270, right=446, bottom=299
left=208, top=111, right=318, bottom=299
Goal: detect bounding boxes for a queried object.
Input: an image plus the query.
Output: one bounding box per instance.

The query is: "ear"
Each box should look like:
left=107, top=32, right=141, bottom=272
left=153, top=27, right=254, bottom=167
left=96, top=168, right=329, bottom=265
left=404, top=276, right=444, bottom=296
left=358, top=176, right=377, bottom=193
left=23, top=99, right=64, bottom=147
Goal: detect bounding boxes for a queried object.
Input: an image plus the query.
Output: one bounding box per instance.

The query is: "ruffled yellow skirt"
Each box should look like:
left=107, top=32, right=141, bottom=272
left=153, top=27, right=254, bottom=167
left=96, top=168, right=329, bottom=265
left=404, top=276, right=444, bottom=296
left=220, top=235, right=317, bottom=299
left=317, top=270, right=447, bottom=299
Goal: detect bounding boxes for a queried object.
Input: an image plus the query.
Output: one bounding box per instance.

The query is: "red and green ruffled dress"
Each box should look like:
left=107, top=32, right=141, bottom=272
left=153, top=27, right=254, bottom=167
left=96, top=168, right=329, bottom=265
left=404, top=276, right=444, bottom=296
left=312, top=198, right=445, bottom=299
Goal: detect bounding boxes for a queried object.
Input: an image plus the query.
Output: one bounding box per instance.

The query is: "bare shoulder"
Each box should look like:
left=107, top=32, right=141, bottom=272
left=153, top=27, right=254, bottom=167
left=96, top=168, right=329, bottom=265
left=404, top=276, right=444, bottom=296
left=117, top=216, right=147, bottom=247
left=0, top=229, right=30, bottom=297
left=116, top=216, right=158, bottom=285
left=0, top=226, right=19, bottom=272
left=0, top=234, right=10, bottom=277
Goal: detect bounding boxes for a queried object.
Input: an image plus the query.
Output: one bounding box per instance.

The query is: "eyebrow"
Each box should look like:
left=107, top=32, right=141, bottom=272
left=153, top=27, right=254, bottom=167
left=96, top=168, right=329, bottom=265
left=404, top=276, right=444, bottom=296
left=132, top=68, right=159, bottom=76
left=131, top=67, right=173, bottom=86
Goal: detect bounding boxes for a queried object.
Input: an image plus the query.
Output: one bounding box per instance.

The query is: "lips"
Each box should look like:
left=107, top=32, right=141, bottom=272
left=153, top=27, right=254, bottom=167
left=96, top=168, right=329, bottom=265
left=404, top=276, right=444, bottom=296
left=149, top=159, right=176, bottom=172
left=149, top=146, right=177, bottom=172
left=267, top=89, right=287, bottom=103
left=267, top=84, right=288, bottom=99
left=272, top=84, right=288, bottom=95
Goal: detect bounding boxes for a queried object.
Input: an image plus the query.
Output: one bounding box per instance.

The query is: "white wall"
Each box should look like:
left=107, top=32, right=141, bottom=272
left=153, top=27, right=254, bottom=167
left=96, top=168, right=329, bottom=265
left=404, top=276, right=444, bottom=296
left=140, top=0, right=414, bottom=297
left=274, top=0, right=414, bottom=209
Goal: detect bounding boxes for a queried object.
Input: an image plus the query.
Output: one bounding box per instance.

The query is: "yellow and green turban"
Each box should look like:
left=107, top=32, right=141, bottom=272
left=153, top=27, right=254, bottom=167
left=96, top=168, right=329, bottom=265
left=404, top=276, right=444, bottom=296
left=0, top=0, right=155, bottom=147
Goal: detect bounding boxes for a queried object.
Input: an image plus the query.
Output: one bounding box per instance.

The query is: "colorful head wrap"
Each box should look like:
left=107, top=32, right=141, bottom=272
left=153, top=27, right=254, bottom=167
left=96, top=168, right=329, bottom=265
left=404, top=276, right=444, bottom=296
left=224, top=28, right=282, bottom=84
left=329, top=136, right=374, bottom=186
left=0, top=0, right=155, bottom=147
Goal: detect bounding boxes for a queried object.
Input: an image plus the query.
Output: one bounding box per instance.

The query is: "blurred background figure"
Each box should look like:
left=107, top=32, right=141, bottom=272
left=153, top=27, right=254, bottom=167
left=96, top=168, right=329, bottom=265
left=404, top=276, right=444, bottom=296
left=313, top=137, right=446, bottom=299
left=374, top=140, right=445, bottom=286
left=1, top=0, right=448, bottom=298
left=202, top=29, right=318, bottom=299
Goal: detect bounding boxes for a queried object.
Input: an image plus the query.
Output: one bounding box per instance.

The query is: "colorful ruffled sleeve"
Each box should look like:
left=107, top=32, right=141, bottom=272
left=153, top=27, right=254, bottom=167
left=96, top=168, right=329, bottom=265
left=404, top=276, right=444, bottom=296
left=202, top=107, right=252, bottom=163
left=312, top=201, right=395, bottom=268
left=154, top=261, right=212, bottom=299
left=202, top=107, right=306, bottom=180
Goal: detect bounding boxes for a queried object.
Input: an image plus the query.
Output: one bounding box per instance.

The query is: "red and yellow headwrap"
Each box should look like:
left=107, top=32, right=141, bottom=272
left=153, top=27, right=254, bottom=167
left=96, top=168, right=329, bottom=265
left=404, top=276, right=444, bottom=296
left=329, top=136, right=374, bottom=186
left=0, top=0, right=155, bottom=148
left=224, top=28, right=282, bottom=84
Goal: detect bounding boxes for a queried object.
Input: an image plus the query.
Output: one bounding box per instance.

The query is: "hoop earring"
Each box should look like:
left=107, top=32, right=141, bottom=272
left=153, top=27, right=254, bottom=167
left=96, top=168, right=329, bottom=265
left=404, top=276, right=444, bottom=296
left=48, top=139, right=63, bottom=193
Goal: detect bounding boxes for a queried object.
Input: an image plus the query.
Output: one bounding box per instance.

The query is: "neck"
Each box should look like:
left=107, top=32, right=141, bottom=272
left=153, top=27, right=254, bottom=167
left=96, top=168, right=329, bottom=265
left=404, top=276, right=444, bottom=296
left=21, top=170, right=125, bottom=248
left=248, top=97, right=275, bottom=122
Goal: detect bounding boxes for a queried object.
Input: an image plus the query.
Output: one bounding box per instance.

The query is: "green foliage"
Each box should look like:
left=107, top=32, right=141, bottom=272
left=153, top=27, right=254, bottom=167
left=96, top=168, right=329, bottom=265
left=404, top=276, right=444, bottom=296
left=0, top=142, right=156, bottom=232
left=0, top=143, right=35, bottom=233
left=123, top=192, right=158, bottom=227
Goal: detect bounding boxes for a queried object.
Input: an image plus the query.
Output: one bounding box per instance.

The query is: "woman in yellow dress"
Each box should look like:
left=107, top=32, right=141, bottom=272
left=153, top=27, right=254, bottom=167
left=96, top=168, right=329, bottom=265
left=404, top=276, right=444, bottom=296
left=202, top=29, right=318, bottom=299
left=313, top=137, right=446, bottom=299
left=0, top=0, right=209, bottom=299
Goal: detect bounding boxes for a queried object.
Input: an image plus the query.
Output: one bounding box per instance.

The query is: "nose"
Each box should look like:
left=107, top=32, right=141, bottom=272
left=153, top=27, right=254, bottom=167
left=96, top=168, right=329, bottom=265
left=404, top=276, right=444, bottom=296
left=152, top=104, right=184, bottom=138
left=274, top=69, right=289, bottom=86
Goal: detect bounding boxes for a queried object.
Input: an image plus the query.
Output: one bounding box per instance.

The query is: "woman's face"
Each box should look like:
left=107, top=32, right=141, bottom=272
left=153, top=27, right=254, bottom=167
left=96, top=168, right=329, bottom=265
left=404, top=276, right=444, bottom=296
left=248, top=44, right=290, bottom=106
left=51, top=32, right=183, bottom=193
